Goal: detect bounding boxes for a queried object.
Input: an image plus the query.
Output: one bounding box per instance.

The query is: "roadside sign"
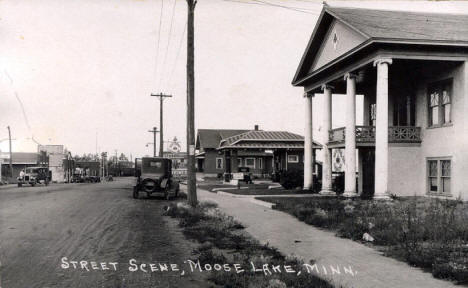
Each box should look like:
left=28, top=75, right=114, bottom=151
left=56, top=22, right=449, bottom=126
left=232, top=172, right=243, bottom=180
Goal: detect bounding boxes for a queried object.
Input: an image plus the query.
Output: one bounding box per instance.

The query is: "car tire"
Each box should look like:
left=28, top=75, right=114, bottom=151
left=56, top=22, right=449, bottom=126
left=133, top=186, right=139, bottom=199
left=18, top=183, right=22, bottom=187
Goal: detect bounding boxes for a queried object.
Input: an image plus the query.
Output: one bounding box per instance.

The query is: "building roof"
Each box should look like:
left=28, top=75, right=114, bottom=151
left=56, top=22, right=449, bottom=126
left=292, top=5, right=468, bottom=85
left=218, top=130, right=321, bottom=150
left=196, top=129, right=249, bottom=150
left=327, top=7, right=468, bottom=42
left=1, top=152, right=38, bottom=165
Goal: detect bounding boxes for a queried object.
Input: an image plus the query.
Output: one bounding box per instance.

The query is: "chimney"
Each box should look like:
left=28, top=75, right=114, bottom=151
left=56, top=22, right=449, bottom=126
left=254, top=125, right=259, bottom=131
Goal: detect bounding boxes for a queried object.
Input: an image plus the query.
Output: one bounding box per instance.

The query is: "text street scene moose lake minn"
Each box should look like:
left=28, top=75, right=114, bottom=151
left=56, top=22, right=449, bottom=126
left=2, top=0, right=468, bottom=287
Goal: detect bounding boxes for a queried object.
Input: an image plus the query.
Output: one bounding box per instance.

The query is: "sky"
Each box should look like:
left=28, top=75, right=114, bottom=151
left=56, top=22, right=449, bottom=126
left=1, top=0, right=468, bottom=158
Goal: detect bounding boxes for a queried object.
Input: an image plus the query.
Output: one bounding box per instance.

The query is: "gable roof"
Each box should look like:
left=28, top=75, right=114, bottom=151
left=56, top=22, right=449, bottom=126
left=196, top=129, right=249, bottom=150
left=218, top=130, right=322, bottom=150
left=292, top=5, right=468, bottom=85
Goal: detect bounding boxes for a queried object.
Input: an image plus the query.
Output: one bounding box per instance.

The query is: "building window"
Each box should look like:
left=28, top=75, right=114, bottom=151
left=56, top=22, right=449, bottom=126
left=245, top=158, right=255, bottom=168
left=258, top=158, right=263, bottom=169
left=427, top=158, right=451, bottom=194
left=216, top=158, right=223, bottom=169
left=237, top=158, right=242, bottom=167
left=287, top=155, right=299, bottom=163
left=370, top=103, right=376, bottom=126
left=428, top=79, right=452, bottom=127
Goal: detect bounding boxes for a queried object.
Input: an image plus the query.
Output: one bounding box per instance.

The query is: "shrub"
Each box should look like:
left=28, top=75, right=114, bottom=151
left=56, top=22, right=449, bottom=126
left=279, top=170, right=303, bottom=190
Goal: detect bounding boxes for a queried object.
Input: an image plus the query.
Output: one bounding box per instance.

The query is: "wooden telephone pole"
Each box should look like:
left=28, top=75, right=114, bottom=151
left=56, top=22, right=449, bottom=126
left=151, top=93, right=172, bottom=157
left=7, top=126, right=13, bottom=178
left=186, top=0, right=197, bottom=207
left=148, top=127, right=159, bottom=157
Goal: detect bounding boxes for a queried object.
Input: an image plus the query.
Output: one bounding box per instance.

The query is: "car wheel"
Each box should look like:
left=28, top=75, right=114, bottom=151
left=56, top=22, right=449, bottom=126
left=18, top=183, right=22, bottom=187
left=133, top=186, right=139, bottom=199
left=31, top=182, right=36, bottom=187
left=147, top=192, right=151, bottom=199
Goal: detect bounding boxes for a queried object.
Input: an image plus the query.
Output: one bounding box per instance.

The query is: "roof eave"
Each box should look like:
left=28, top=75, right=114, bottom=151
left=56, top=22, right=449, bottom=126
left=291, top=7, right=329, bottom=85
left=292, top=38, right=468, bottom=87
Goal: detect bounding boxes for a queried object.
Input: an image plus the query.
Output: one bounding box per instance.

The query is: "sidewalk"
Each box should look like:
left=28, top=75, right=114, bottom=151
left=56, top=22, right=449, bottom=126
left=183, top=185, right=457, bottom=288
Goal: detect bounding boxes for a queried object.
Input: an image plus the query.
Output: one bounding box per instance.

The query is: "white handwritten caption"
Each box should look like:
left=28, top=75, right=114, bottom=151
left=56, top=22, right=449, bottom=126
left=60, top=257, right=357, bottom=277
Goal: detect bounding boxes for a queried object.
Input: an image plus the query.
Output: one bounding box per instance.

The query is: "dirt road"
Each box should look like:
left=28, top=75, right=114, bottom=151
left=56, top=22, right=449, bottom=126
left=0, top=178, right=208, bottom=288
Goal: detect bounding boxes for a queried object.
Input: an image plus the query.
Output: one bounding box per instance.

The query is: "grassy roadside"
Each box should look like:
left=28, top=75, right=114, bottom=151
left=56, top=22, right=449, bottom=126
left=163, top=199, right=335, bottom=288
left=259, top=196, right=468, bottom=285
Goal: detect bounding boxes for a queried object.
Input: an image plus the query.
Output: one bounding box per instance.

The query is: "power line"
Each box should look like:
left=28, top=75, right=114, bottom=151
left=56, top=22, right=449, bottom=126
left=159, top=0, right=177, bottom=90
left=168, top=20, right=187, bottom=91
left=222, top=0, right=319, bottom=14
left=251, top=0, right=317, bottom=14
left=154, top=0, right=165, bottom=89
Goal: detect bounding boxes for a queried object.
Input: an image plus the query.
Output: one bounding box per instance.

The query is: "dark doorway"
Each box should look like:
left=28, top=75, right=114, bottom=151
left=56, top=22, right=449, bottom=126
left=361, top=148, right=375, bottom=197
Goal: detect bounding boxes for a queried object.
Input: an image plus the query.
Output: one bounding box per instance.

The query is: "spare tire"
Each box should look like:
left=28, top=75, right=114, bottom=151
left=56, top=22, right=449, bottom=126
left=141, top=179, right=158, bottom=193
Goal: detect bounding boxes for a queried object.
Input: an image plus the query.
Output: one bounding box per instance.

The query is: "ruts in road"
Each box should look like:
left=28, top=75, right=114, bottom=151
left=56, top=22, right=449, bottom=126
left=0, top=178, right=209, bottom=288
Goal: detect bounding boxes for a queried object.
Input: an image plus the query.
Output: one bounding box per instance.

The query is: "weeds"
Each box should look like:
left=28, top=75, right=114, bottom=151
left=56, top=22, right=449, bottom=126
left=262, top=196, right=468, bottom=284
left=164, top=201, right=334, bottom=288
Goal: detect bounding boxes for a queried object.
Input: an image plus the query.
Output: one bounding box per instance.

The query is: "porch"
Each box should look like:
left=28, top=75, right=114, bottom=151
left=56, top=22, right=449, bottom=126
left=328, top=126, right=422, bottom=148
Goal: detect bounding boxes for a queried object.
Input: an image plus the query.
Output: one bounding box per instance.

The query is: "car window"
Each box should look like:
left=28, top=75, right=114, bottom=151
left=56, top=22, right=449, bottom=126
left=150, top=161, right=162, bottom=168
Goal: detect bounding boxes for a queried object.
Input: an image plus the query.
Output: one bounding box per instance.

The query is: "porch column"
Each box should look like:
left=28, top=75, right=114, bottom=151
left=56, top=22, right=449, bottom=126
left=374, top=58, right=392, bottom=199
left=303, top=92, right=314, bottom=190
left=231, top=150, right=238, bottom=174
left=343, top=73, right=357, bottom=196
left=320, top=84, right=334, bottom=195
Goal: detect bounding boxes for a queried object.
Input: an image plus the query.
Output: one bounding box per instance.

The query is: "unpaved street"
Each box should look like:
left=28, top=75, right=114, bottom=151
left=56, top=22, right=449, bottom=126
left=0, top=178, right=208, bottom=288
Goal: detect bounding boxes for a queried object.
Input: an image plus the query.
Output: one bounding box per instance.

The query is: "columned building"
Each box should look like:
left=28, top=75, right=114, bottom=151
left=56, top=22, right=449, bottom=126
left=293, top=5, right=468, bottom=199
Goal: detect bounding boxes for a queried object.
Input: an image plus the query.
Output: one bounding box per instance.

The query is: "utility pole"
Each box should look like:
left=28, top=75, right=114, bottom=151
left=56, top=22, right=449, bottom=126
left=7, top=126, right=13, bottom=179
left=186, top=0, right=197, bottom=207
left=148, top=127, right=159, bottom=157
left=151, top=93, right=172, bottom=157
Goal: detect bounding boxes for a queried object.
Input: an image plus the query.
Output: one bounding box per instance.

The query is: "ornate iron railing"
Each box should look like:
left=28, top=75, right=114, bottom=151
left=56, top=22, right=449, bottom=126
left=328, top=126, right=421, bottom=144
left=356, top=126, right=376, bottom=143
left=389, top=126, right=421, bottom=143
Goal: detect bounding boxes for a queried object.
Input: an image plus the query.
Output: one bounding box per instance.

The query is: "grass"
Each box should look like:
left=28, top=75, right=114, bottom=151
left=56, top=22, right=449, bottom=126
left=197, top=183, right=313, bottom=196
left=259, top=196, right=468, bottom=285
left=198, top=183, right=271, bottom=192
left=164, top=200, right=335, bottom=288
left=221, top=189, right=311, bottom=196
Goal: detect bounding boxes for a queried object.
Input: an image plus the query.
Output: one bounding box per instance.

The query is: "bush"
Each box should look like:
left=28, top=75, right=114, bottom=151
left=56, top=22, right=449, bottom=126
left=279, top=170, right=303, bottom=190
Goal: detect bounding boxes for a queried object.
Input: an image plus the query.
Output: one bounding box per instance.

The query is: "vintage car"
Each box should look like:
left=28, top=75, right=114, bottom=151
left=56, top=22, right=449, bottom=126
left=133, top=157, right=179, bottom=199
left=17, top=167, right=50, bottom=187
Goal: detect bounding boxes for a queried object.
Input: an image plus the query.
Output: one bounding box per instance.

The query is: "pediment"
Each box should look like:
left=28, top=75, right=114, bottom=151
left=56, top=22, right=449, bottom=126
left=308, top=19, right=366, bottom=73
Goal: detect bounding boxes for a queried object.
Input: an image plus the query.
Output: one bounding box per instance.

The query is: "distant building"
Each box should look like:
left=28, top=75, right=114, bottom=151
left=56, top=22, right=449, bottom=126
left=195, top=129, right=249, bottom=176
left=0, top=152, right=39, bottom=179
left=38, top=145, right=65, bottom=182
left=196, top=126, right=321, bottom=178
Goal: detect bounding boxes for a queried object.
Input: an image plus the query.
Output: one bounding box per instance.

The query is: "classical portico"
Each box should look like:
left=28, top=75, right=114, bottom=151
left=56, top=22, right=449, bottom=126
left=294, top=4, right=468, bottom=201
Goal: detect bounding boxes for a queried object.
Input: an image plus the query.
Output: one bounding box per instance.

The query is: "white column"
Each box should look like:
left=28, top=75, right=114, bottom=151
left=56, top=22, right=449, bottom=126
left=343, top=73, right=357, bottom=196
left=374, top=58, right=392, bottom=199
left=303, top=92, right=314, bottom=190
left=320, top=84, right=334, bottom=195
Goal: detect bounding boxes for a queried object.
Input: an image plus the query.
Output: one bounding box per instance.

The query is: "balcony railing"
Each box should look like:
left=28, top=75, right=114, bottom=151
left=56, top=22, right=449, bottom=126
left=329, top=126, right=421, bottom=145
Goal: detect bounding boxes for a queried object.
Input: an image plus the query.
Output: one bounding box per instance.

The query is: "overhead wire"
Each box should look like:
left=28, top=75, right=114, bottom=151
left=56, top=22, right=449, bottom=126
left=168, top=20, right=187, bottom=92
left=159, top=0, right=177, bottom=90
left=154, top=0, right=165, bottom=91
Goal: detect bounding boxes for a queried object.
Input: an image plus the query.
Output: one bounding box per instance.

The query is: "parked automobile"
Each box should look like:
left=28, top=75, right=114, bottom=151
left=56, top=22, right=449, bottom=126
left=17, top=167, right=50, bottom=187
left=133, top=157, right=179, bottom=199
